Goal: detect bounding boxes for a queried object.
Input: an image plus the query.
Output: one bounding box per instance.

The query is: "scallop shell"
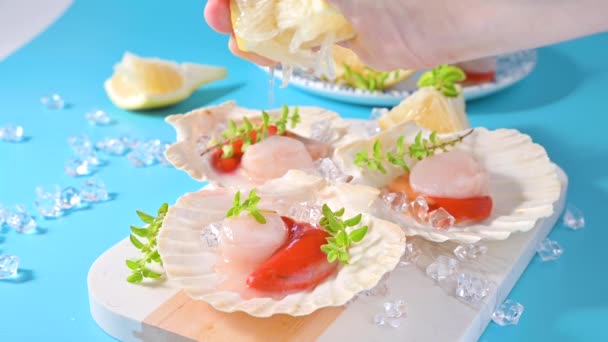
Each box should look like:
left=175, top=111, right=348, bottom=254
left=157, top=170, right=405, bottom=317
left=334, top=122, right=562, bottom=243
left=164, top=100, right=352, bottom=188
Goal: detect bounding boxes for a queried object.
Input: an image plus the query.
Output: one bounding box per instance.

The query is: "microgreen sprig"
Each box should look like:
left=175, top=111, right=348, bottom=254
left=226, top=189, right=266, bottom=224
left=319, top=204, right=369, bottom=264
left=340, top=65, right=402, bottom=91
left=213, top=105, right=301, bottom=158
left=354, top=129, right=474, bottom=174
left=125, top=203, right=168, bottom=284
left=417, top=65, right=466, bottom=97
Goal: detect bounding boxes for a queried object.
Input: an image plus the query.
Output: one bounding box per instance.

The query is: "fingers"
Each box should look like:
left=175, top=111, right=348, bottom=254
left=204, top=0, right=232, bottom=34
left=228, top=35, right=279, bottom=67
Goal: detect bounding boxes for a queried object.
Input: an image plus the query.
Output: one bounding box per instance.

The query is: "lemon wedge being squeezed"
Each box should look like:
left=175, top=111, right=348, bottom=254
left=230, top=0, right=355, bottom=69
left=104, top=52, right=227, bottom=110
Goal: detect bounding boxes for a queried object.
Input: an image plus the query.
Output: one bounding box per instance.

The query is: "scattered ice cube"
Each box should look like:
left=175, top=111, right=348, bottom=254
left=59, top=187, right=82, bottom=210
left=455, top=272, right=491, bottom=303
left=370, top=107, right=389, bottom=120
left=492, top=299, right=524, bottom=326
left=373, top=313, right=386, bottom=326
left=562, top=204, right=584, bottom=230
left=310, top=120, right=334, bottom=143
left=34, top=185, right=63, bottom=218
left=86, top=109, right=112, bottom=125
left=96, top=137, right=129, bottom=156
left=398, top=242, right=421, bottom=267
left=81, top=178, right=108, bottom=202
left=0, top=204, right=6, bottom=226
left=288, top=203, right=323, bottom=223
left=363, top=121, right=381, bottom=137
left=454, top=243, right=488, bottom=261
left=65, top=158, right=92, bottom=177
left=201, top=222, right=221, bottom=248
left=382, top=191, right=408, bottom=213
left=386, top=317, right=401, bottom=328
left=68, top=135, right=93, bottom=155
left=0, top=124, right=25, bottom=142
left=384, top=300, right=406, bottom=318
left=154, top=142, right=171, bottom=166
left=316, top=158, right=349, bottom=182
left=40, top=94, right=65, bottom=109
left=429, top=208, right=455, bottom=229
left=0, top=255, right=19, bottom=278
left=426, top=256, right=459, bottom=281
left=127, top=139, right=158, bottom=167
left=4, top=206, right=37, bottom=233
left=409, top=196, right=429, bottom=222
left=536, top=238, right=563, bottom=261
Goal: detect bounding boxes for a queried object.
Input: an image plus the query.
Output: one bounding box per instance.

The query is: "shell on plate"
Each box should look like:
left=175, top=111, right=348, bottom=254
left=164, top=100, right=353, bottom=188
left=333, top=122, right=562, bottom=243
left=157, top=170, right=405, bottom=317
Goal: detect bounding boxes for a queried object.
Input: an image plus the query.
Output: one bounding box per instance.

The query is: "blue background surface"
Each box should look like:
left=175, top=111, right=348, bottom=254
left=0, top=1, right=607, bottom=341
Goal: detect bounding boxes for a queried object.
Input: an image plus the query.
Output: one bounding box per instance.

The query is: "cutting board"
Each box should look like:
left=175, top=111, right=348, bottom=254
left=88, top=167, right=567, bottom=342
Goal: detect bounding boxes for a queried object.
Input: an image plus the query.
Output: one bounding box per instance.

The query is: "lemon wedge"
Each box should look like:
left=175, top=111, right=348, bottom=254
left=377, top=86, right=470, bottom=133
left=104, top=52, right=227, bottom=110
left=230, top=0, right=355, bottom=69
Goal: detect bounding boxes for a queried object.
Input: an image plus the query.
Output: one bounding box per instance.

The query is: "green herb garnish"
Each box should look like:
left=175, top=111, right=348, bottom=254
left=214, top=105, right=301, bottom=158
left=319, top=204, right=369, bottom=264
left=354, top=129, right=474, bottom=174
left=125, top=203, right=168, bottom=284
left=226, top=189, right=266, bottom=224
left=417, top=65, right=466, bottom=97
left=339, top=65, right=403, bottom=91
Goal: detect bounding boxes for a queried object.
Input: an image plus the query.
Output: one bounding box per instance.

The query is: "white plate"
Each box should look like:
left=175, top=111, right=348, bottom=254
left=266, top=50, right=537, bottom=107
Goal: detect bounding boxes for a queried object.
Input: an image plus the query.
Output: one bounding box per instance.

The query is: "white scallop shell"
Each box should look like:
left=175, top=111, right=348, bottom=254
left=164, top=100, right=352, bottom=188
left=157, top=170, right=405, bottom=317
left=334, top=122, right=562, bottom=243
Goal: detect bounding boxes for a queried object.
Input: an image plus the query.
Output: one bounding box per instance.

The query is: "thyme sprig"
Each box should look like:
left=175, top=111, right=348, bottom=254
left=226, top=189, right=266, bottom=224
left=417, top=65, right=466, bottom=97
left=354, top=129, right=474, bottom=174
left=319, top=204, right=368, bottom=264
left=126, top=203, right=168, bottom=284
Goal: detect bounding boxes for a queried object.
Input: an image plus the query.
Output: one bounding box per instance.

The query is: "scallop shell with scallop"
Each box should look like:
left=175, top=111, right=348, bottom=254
left=164, top=100, right=354, bottom=188
left=157, top=170, right=405, bottom=317
left=333, top=122, right=562, bottom=243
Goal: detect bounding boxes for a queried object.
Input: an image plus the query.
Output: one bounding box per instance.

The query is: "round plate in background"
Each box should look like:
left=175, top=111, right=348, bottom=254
left=266, top=50, right=537, bottom=107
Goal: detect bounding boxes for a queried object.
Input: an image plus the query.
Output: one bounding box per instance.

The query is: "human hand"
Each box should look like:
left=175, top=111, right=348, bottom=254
left=204, top=0, right=278, bottom=67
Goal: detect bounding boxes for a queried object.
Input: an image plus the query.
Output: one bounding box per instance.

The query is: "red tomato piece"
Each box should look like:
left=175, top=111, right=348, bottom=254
left=464, top=71, right=495, bottom=84
left=426, top=196, right=493, bottom=223
left=247, top=224, right=337, bottom=293
left=210, top=149, right=241, bottom=173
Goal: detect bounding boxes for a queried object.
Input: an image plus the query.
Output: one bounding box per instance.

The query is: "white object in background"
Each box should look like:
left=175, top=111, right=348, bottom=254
left=0, top=0, right=73, bottom=61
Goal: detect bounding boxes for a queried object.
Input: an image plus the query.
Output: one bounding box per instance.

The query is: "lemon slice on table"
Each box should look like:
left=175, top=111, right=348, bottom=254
left=104, top=52, right=227, bottom=110
left=230, top=0, right=355, bottom=68
left=377, top=86, right=470, bottom=133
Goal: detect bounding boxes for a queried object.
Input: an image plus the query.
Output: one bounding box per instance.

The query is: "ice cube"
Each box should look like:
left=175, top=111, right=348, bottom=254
left=370, top=107, right=389, bottom=120
left=398, top=242, right=421, bottom=267
left=127, top=139, right=158, bottom=167
left=81, top=178, right=108, bottom=202
left=0, top=255, right=19, bottom=278
left=85, top=109, right=112, bottom=125
left=65, top=158, right=92, bottom=177
left=96, top=137, right=129, bottom=156
left=316, top=158, right=349, bottom=182
left=201, top=222, right=221, bottom=247
left=454, top=243, right=488, bottom=261
left=383, top=300, right=406, bottom=318
left=59, top=187, right=82, bottom=210
left=40, top=94, right=65, bottom=109
left=426, top=256, right=459, bottom=281
left=382, top=191, right=409, bottom=213
left=429, top=208, right=455, bottom=229
left=34, top=185, right=63, bottom=218
left=4, top=206, right=37, bottom=233
left=562, top=204, right=584, bottom=230
left=0, top=124, right=24, bottom=142
left=536, top=238, right=563, bottom=261
left=409, top=196, right=429, bottom=222
left=373, top=313, right=386, bottom=326
left=455, top=272, right=491, bottom=303
left=492, top=299, right=524, bottom=326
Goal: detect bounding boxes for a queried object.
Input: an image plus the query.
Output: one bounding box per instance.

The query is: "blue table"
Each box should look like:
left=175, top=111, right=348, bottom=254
left=1, top=1, right=607, bottom=341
